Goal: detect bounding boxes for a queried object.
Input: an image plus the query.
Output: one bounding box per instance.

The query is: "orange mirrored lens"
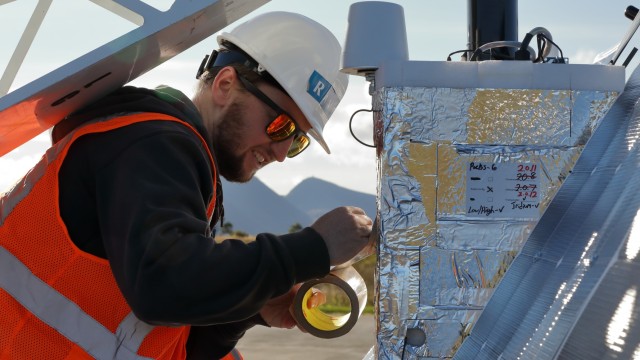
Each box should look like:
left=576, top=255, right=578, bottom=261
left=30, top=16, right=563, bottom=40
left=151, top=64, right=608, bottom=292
left=267, top=114, right=296, bottom=141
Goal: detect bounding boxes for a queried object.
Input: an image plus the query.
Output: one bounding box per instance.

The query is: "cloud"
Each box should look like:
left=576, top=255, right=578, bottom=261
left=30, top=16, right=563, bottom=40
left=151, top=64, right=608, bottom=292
left=1, top=133, right=50, bottom=193
left=0, top=153, right=42, bottom=194
left=571, top=49, right=599, bottom=64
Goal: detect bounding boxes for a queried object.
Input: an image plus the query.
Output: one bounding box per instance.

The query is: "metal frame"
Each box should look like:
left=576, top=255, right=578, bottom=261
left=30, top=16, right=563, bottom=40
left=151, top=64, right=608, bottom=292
left=0, top=0, right=268, bottom=156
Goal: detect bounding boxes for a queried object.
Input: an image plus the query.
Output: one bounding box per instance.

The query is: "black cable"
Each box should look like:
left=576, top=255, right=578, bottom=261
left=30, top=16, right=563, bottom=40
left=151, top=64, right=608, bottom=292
left=515, top=33, right=534, bottom=60
left=536, top=36, right=544, bottom=62
left=470, top=48, right=514, bottom=61
left=447, top=49, right=474, bottom=61
left=623, top=47, right=638, bottom=67
left=536, top=33, right=565, bottom=63
left=349, top=109, right=376, bottom=148
left=469, top=42, right=523, bottom=61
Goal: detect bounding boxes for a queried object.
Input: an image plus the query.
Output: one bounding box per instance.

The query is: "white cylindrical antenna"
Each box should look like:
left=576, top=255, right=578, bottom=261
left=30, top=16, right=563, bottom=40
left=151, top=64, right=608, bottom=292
left=341, top=1, right=409, bottom=76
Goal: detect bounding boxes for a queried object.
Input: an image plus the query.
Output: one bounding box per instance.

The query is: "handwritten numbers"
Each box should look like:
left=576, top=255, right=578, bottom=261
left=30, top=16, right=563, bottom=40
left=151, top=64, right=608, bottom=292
left=466, top=162, right=541, bottom=218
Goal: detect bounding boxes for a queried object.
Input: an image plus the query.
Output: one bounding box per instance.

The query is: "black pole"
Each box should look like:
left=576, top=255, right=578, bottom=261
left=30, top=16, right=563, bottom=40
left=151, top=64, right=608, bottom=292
left=467, top=0, right=518, bottom=61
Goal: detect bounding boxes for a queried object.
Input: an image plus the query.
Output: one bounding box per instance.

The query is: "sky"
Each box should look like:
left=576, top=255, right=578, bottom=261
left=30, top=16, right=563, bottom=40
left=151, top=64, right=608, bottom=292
left=1, top=0, right=638, bottom=196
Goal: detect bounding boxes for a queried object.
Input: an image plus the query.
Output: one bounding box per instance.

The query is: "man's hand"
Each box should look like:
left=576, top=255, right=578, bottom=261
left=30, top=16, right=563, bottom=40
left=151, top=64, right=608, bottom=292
left=311, top=206, right=373, bottom=266
left=259, top=286, right=299, bottom=329
left=259, top=286, right=326, bottom=329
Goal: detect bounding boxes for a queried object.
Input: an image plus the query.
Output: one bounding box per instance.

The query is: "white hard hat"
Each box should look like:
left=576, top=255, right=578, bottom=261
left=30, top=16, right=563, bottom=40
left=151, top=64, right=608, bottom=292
left=217, top=11, right=348, bottom=154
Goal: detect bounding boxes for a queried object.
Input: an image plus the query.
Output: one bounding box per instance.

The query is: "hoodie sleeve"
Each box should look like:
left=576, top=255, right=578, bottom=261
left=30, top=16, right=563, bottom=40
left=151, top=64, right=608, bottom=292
left=185, top=315, right=265, bottom=359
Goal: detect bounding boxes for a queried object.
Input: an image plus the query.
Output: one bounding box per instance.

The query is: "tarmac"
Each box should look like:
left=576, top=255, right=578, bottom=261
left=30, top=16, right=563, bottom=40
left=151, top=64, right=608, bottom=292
left=236, top=314, right=376, bottom=360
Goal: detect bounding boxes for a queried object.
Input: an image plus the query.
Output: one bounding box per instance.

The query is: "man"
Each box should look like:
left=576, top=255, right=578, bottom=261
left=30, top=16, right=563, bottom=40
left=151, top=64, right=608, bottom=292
left=0, top=11, right=373, bottom=360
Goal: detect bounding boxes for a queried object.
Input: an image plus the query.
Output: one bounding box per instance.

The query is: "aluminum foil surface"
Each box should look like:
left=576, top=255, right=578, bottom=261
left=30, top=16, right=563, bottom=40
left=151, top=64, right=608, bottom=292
left=375, top=85, right=618, bottom=358
left=452, top=64, right=640, bottom=360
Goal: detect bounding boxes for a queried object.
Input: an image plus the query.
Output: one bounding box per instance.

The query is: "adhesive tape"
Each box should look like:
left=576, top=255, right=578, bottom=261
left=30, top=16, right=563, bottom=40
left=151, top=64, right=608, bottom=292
left=292, top=266, right=367, bottom=338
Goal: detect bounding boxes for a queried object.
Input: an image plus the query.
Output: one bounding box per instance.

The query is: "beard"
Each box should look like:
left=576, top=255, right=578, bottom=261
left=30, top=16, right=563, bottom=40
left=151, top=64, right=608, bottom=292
left=211, top=102, right=254, bottom=183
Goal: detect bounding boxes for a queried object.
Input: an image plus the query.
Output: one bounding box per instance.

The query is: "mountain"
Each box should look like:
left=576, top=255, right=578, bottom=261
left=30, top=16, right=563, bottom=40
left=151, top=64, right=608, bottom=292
left=285, top=177, right=377, bottom=221
left=219, top=177, right=377, bottom=236
left=219, top=177, right=312, bottom=235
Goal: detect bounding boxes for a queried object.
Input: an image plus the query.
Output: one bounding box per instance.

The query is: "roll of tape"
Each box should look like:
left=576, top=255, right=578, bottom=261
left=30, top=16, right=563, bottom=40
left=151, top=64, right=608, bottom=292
left=292, top=266, right=368, bottom=338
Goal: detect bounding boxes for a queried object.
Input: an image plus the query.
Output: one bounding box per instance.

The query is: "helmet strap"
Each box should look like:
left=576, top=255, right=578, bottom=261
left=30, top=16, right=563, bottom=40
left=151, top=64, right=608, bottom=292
left=195, top=46, right=285, bottom=93
left=195, top=50, right=219, bottom=79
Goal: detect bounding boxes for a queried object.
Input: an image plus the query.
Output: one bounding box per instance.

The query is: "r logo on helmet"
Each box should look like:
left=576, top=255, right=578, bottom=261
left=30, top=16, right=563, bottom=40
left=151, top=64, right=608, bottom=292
left=307, top=70, right=332, bottom=103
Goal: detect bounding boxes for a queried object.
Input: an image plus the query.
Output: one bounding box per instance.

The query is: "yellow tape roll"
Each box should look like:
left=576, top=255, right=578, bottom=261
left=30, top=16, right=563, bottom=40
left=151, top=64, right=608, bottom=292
left=292, top=266, right=367, bottom=338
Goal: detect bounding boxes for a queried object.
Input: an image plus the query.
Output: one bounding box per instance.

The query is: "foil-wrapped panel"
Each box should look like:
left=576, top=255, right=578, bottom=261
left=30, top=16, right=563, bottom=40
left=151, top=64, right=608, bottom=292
left=453, top=64, right=640, bottom=360
left=375, top=80, right=619, bottom=358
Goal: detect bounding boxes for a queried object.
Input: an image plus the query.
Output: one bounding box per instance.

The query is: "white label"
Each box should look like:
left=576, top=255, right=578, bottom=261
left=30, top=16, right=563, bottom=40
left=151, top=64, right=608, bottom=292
left=466, top=162, right=541, bottom=219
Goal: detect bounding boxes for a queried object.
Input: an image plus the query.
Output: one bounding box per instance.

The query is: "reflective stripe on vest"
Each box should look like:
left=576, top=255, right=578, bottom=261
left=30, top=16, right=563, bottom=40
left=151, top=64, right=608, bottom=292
left=220, top=348, right=244, bottom=360
left=0, top=245, right=153, bottom=360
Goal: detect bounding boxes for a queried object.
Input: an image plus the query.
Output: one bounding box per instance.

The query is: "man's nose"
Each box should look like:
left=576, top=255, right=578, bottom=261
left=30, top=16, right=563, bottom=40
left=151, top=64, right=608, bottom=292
left=271, top=137, right=294, bottom=162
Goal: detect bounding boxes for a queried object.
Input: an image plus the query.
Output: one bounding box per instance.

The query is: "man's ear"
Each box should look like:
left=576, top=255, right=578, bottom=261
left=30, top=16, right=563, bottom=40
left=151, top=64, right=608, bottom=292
left=211, top=66, right=238, bottom=106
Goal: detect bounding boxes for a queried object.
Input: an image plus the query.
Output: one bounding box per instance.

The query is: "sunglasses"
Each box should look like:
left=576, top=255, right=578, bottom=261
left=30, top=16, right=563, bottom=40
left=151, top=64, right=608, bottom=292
left=237, top=74, right=310, bottom=158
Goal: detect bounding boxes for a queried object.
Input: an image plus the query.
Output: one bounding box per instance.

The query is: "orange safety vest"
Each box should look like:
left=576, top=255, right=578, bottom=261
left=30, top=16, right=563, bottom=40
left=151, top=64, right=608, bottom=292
left=0, top=112, right=236, bottom=359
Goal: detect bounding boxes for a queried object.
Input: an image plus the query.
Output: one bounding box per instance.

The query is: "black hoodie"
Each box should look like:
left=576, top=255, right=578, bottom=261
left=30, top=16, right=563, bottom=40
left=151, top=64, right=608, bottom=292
left=52, top=85, right=330, bottom=358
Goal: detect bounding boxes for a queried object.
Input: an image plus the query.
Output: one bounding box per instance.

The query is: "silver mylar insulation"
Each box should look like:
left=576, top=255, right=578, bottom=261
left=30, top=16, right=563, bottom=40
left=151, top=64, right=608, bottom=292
left=373, top=61, right=624, bottom=359
left=453, top=62, right=640, bottom=360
